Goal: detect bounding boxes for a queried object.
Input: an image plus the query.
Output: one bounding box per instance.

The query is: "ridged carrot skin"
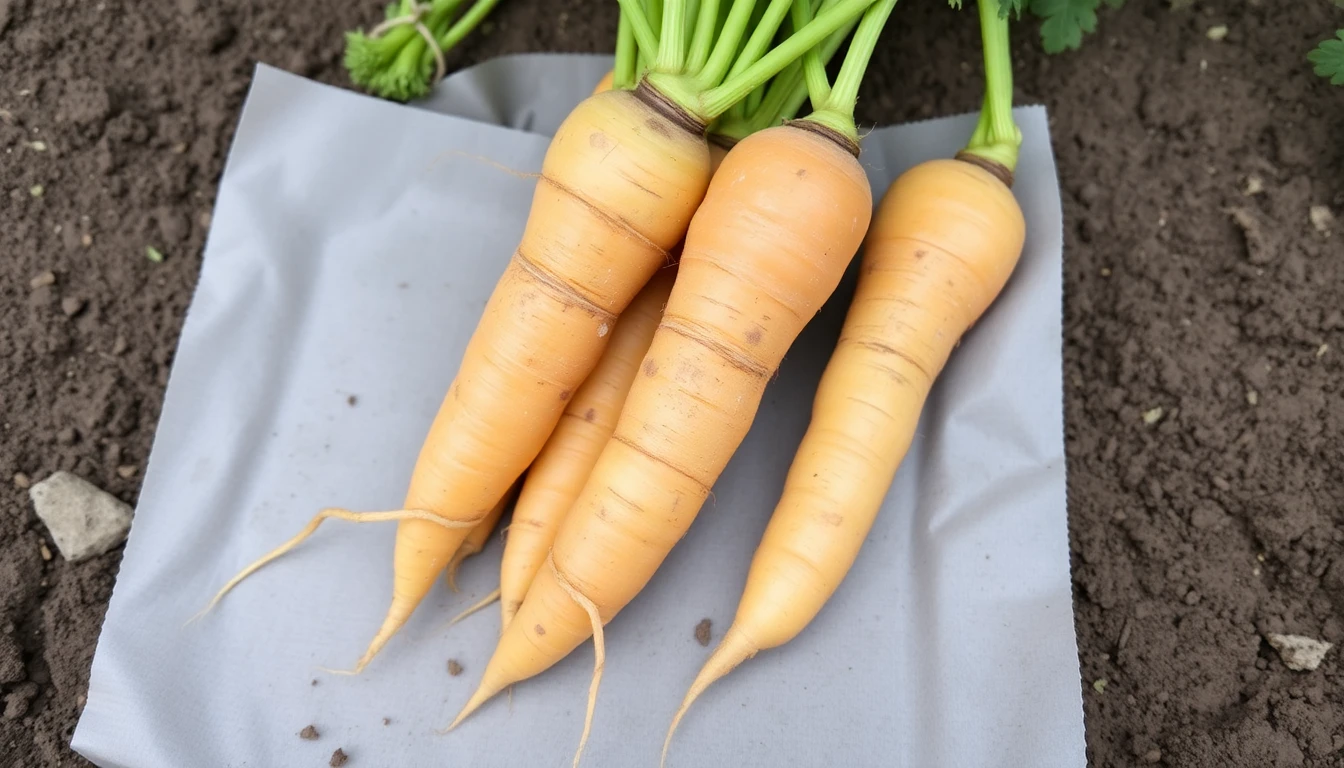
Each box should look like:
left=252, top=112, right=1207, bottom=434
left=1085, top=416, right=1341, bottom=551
left=452, top=121, right=873, bottom=724
left=359, top=85, right=712, bottom=669
left=499, top=268, right=676, bottom=628
left=665, top=156, right=1026, bottom=750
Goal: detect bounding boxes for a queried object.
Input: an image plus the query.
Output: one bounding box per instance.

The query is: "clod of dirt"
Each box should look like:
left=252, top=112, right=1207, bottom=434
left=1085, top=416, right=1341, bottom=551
left=695, top=618, right=712, bottom=647
left=1266, top=634, right=1334, bottom=672
left=381, top=717, right=390, bottom=726
left=27, top=471, right=133, bottom=561
left=299, top=725, right=318, bottom=740
left=346, top=394, right=358, bottom=406
left=1229, top=207, right=1275, bottom=265
left=447, top=659, right=463, bottom=676
left=329, top=748, right=349, bottom=766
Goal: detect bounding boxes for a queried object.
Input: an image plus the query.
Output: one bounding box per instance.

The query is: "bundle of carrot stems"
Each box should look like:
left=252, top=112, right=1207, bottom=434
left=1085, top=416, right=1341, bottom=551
left=206, top=0, right=1029, bottom=763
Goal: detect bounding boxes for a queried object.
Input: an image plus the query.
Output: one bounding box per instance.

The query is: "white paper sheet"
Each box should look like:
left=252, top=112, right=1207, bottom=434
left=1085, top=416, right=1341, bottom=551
left=72, top=55, right=1083, bottom=768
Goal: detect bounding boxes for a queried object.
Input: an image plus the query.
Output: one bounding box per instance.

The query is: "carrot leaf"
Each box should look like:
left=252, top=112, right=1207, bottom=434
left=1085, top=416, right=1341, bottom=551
left=1309, top=30, right=1344, bottom=85
left=1028, top=0, right=1122, bottom=54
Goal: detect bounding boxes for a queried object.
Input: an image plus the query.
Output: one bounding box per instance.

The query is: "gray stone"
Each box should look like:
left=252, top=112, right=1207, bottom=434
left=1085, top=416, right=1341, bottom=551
left=1266, top=633, right=1333, bottom=672
left=27, top=472, right=132, bottom=562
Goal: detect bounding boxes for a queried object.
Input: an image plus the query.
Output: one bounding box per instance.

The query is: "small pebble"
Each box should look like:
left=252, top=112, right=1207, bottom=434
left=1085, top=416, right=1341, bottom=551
left=447, top=659, right=463, bottom=676
left=1317, top=344, right=1329, bottom=359
left=1206, top=25, right=1228, bottom=41
left=30, top=271, right=56, bottom=288
left=116, top=465, right=137, bottom=479
left=13, top=473, right=31, bottom=489
left=39, top=544, right=51, bottom=562
left=198, top=211, right=212, bottom=228
left=57, top=427, right=78, bottom=446
left=61, top=297, right=86, bottom=317
left=29, top=185, right=43, bottom=198
left=81, top=234, right=93, bottom=247
left=1156, top=691, right=1170, bottom=703
left=1142, top=749, right=1162, bottom=764
left=1142, top=407, right=1164, bottom=425
left=1246, top=390, right=1258, bottom=406
left=1184, top=590, right=1201, bottom=606
left=1310, top=205, right=1335, bottom=234
left=299, top=725, right=318, bottom=740
left=329, top=748, right=348, bottom=767
left=27, top=141, right=46, bottom=152
left=111, top=335, right=128, bottom=355
left=171, top=142, right=187, bottom=154
left=1266, top=633, right=1333, bottom=671
left=1243, top=175, right=1264, bottom=196
left=1093, top=679, right=1108, bottom=694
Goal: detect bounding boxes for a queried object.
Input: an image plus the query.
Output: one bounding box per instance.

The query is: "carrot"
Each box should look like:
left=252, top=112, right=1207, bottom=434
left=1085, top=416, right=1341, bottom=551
left=592, top=70, right=616, bottom=94
left=196, top=0, right=875, bottom=675
left=499, top=267, right=676, bottom=628
left=445, top=483, right=517, bottom=593
left=661, top=1, right=1027, bottom=760
left=450, top=5, right=887, bottom=750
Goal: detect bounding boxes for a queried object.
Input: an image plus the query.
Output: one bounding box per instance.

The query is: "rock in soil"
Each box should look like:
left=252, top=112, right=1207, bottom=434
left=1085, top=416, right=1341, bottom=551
left=27, top=471, right=133, bottom=561
left=1266, top=634, right=1334, bottom=672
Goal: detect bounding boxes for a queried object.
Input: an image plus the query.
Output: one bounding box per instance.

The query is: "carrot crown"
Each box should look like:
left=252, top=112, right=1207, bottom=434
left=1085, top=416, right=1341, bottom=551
left=614, top=0, right=885, bottom=129
left=957, top=0, right=1023, bottom=177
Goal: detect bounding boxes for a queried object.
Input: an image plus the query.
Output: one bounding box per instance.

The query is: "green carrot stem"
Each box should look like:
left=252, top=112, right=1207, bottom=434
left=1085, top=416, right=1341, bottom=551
left=699, top=0, right=878, bottom=120
left=790, top=0, right=831, bottom=106
left=817, top=0, right=894, bottom=121
left=657, top=0, right=689, bottom=71
left=686, top=0, right=721, bottom=71
left=697, top=0, right=760, bottom=87
left=617, top=0, right=661, bottom=61
left=615, top=9, right=638, bottom=88
left=437, top=0, right=500, bottom=53
left=961, top=0, right=1021, bottom=174
left=722, top=0, right=794, bottom=82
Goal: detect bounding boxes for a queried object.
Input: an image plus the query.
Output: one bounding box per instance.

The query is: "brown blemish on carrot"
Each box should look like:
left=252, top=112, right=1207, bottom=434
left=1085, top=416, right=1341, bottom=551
left=643, top=359, right=659, bottom=377
left=796, top=169, right=807, bottom=179
left=584, top=407, right=597, bottom=422
left=589, top=131, right=609, bottom=149
left=559, top=389, right=572, bottom=401
left=820, top=512, right=844, bottom=526
left=535, top=624, right=547, bottom=636
left=745, top=327, right=762, bottom=346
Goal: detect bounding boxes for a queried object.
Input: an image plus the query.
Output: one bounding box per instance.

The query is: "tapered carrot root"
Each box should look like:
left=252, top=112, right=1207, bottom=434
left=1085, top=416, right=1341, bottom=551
left=201, top=84, right=712, bottom=672
left=451, top=121, right=873, bottom=734
left=499, top=268, right=676, bottom=629
left=662, top=157, right=1026, bottom=759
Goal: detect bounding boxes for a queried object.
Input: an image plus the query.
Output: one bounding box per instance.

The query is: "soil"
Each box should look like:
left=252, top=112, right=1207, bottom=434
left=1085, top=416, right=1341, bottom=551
left=448, top=658, right=464, bottom=677
left=1, top=0, right=1341, bottom=766
left=695, top=617, right=712, bottom=647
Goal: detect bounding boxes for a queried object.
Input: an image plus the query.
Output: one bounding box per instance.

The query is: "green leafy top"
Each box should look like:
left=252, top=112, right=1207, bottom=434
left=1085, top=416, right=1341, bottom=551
left=1029, top=0, right=1123, bottom=54
left=1310, top=30, right=1344, bottom=85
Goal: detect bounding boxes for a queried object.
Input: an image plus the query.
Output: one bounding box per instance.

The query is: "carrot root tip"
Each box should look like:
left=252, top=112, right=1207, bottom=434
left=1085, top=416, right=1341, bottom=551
left=548, top=553, right=605, bottom=768
left=448, top=587, right=501, bottom=627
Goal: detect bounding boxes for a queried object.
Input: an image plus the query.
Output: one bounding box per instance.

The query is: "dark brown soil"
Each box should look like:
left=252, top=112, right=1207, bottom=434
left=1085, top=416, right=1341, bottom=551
left=1, top=1, right=1341, bottom=766
left=695, top=617, right=712, bottom=647
left=447, top=658, right=464, bottom=677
